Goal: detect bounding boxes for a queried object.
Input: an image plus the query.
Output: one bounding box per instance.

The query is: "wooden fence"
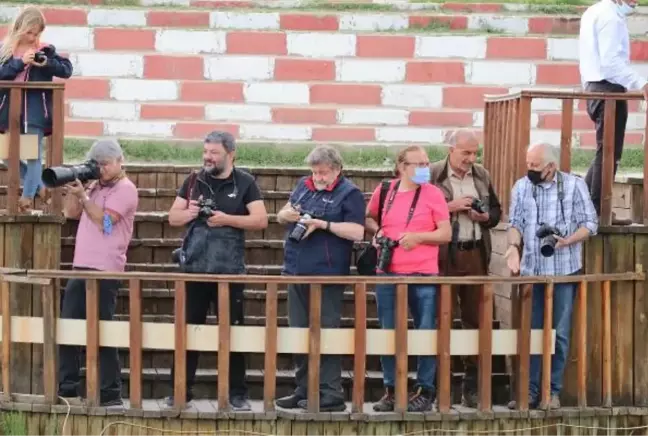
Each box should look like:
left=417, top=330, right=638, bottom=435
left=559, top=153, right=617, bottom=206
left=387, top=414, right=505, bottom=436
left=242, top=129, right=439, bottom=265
left=0, top=268, right=643, bottom=415
left=0, top=81, right=65, bottom=215
left=483, top=89, right=648, bottom=226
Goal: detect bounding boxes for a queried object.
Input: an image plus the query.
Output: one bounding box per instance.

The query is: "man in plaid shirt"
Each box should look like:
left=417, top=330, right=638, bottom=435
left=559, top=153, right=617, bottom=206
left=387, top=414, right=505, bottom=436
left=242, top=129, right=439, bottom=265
left=504, top=143, right=598, bottom=410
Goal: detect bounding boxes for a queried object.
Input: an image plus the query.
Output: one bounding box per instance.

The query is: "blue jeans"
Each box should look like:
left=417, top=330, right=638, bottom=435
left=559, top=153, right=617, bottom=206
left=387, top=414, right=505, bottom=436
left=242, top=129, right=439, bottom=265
left=528, top=282, right=576, bottom=399
left=375, top=273, right=437, bottom=392
left=19, top=127, right=45, bottom=199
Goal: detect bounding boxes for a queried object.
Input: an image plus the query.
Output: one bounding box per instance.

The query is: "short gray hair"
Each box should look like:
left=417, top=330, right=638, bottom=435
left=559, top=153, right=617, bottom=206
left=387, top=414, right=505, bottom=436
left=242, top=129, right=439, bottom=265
left=86, top=138, right=123, bottom=162
left=445, top=128, right=479, bottom=147
left=205, top=130, right=236, bottom=153
left=305, top=145, right=343, bottom=171
left=528, top=142, right=559, bottom=166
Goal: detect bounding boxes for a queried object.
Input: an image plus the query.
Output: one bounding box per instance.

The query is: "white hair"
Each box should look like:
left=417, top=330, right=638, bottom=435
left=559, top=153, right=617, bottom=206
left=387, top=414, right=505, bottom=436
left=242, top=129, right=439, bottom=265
left=305, top=145, right=344, bottom=171
left=86, top=138, right=124, bottom=162
left=445, top=128, right=479, bottom=147
left=528, top=142, right=559, bottom=166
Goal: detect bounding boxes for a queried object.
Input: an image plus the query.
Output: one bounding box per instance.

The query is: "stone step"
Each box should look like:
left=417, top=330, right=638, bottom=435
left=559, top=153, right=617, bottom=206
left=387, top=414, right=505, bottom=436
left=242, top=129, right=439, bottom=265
left=74, top=367, right=512, bottom=406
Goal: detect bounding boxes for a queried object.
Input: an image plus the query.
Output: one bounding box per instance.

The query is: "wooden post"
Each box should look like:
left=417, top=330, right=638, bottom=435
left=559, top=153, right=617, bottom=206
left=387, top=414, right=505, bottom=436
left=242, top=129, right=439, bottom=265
left=0, top=214, right=63, bottom=395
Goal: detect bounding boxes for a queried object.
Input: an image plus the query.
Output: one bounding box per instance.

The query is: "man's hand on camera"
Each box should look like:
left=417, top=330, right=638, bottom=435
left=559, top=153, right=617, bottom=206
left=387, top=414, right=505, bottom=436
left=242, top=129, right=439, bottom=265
left=282, top=205, right=302, bottom=223
left=65, top=179, right=85, bottom=198
left=399, top=232, right=421, bottom=251
left=186, top=200, right=200, bottom=221
left=447, top=196, right=473, bottom=213
left=468, top=209, right=489, bottom=223
left=300, top=218, right=325, bottom=239
left=554, top=235, right=570, bottom=249
left=207, top=210, right=232, bottom=227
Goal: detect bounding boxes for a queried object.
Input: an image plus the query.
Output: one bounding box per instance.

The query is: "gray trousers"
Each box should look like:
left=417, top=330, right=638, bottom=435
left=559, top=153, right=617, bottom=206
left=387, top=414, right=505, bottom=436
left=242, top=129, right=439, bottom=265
left=287, top=283, right=345, bottom=401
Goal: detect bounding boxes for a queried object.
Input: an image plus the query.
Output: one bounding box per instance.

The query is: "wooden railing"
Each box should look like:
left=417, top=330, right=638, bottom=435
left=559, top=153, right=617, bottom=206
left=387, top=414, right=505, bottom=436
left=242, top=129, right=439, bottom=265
left=0, top=269, right=643, bottom=414
left=0, top=82, right=65, bottom=215
left=483, top=89, right=648, bottom=226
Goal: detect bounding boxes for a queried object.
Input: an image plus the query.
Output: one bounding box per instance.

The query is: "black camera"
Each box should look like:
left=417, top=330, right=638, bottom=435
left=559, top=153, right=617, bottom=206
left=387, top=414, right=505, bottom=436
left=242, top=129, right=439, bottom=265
left=197, top=198, right=216, bottom=219
left=34, top=45, right=54, bottom=64
left=471, top=198, right=486, bottom=214
left=42, top=159, right=101, bottom=188
left=536, top=223, right=563, bottom=257
left=289, top=213, right=313, bottom=242
left=376, top=236, right=399, bottom=272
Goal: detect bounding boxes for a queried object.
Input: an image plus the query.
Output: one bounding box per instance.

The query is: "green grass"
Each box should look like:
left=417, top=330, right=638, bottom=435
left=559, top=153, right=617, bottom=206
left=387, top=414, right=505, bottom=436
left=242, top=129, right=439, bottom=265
left=62, top=138, right=645, bottom=174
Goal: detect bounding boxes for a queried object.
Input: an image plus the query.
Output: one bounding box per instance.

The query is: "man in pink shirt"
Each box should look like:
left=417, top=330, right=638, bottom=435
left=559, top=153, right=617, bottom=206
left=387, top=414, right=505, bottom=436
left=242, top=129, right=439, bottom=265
left=365, top=145, right=451, bottom=412
left=57, top=138, right=139, bottom=407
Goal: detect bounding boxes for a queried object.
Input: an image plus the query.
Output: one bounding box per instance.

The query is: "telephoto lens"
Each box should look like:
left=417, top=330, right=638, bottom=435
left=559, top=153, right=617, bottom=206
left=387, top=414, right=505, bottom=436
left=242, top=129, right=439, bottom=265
left=42, top=160, right=101, bottom=188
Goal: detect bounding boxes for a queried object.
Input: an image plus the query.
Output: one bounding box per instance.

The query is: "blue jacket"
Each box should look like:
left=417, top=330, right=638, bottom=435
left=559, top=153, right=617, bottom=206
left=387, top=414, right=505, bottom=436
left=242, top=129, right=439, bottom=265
left=0, top=44, right=73, bottom=135
left=282, top=175, right=366, bottom=276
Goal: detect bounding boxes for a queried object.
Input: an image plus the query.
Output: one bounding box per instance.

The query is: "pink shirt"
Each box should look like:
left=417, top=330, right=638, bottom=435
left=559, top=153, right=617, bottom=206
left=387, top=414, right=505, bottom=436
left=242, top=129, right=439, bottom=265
left=73, top=178, right=139, bottom=272
left=368, top=180, right=450, bottom=275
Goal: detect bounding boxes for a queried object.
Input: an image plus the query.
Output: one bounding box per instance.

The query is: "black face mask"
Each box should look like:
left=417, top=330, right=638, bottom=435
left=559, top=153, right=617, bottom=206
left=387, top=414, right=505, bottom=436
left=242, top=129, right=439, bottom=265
left=527, top=169, right=544, bottom=185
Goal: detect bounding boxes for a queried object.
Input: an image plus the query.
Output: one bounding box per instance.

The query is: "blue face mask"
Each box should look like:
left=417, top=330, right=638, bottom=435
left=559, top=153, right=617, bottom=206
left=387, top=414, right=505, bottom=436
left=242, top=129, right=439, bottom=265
left=410, top=166, right=430, bottom=185
left=616, top=1, right=635, bottom=16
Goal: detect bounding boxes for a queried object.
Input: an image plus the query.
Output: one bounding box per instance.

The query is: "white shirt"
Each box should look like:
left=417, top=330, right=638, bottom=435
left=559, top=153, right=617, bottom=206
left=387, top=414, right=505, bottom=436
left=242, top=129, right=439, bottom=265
left=579, top=0, right=647, bottom=90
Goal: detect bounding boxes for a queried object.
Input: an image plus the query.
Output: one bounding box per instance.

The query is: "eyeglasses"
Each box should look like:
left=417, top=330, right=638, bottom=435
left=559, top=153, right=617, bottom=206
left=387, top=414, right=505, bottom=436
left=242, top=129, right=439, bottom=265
left=403, top=161, right=430, bottom=168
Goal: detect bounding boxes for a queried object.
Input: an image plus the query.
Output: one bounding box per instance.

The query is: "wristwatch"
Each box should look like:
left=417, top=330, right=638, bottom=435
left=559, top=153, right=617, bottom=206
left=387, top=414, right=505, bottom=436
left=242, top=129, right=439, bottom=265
left=326, top=221, right=331, bottom=231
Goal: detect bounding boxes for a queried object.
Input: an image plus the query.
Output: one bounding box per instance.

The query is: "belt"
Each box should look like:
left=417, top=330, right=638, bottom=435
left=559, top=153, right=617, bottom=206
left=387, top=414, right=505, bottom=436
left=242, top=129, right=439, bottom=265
left=455, top=239, right=483, bottom=251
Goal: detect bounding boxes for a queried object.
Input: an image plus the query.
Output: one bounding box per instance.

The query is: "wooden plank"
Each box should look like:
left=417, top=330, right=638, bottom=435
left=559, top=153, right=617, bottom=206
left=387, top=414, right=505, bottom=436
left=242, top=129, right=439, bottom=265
left=263, top=282, right=277, bottom=412
left=540, top=283, right=553, bottom=407
left=308, top=283, right=321, bottom=413
left=85, top=279, right=100, bottom=407
left=643, top=112, right=648, bottom=225
left=586, top=236, right=603, bottom=405
left=394, top=283, right=408, bottom=413
left=1, top=279, right=10, bottom=401
left=42, top=282, right=57, bottom=403
left=576, top=280, right=588, bottom=408
left=129, top=278, right=143, bottom=409
left=634, top=234, right=648, bottom=405
left=173, top=280, right=186, bottom=409
left=601, top=279, right=612, bottom=407
left=49, top=88, right=65, bottom=215
left=559, top=99, right=573, bottom=173
left=478, top=284, right=493, bottom=411
left=604, top=234, right=635, bottom=405
left=516, top=283, right=532, bottom=410
left=218, top=281, right=230, bottom=411
left=600, top=100, right=616, bottom=226
left=352, top=282, right=367, bottom=414
left=437, top=284, right=451, bottom=413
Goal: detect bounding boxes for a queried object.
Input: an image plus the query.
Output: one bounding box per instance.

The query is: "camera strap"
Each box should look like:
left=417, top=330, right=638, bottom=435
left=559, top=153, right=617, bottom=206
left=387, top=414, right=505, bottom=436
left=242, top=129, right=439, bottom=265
left=186, top=171, right=199, bottom=204
left=532, top=171, right=565, bottom=225
left=383, top=180, right=422, bottom=229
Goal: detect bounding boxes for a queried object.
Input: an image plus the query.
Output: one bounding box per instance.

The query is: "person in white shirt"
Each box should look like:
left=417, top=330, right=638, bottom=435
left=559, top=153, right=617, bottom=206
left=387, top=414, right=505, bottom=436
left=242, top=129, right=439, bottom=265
left=578, top=0, right=648, bottom=225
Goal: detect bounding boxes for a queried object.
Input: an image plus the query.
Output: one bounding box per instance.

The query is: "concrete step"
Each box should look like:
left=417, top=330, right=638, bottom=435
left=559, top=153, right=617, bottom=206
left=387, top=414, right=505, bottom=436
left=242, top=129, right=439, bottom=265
left=73, top=367, right=512, bottom=406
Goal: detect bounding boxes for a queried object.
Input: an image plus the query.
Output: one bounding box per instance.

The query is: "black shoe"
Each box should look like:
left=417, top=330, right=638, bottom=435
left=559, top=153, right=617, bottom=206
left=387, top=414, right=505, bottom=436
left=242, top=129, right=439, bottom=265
left=275, top=393, right=304, bottom=409
left=373, top=386, right=395, bottom=412
left=407, top=386, right=434, bottom=412
left=57, top=389, right=78, bottom=398
left=100, top=397, right=123, bottom=407
left=230, top=394, right=251, bottom=411
left=507, top=394, right=539, bottom=410
left=297, top=398, right=346, bottom=412
left=165, top=393, right=193, bottom=408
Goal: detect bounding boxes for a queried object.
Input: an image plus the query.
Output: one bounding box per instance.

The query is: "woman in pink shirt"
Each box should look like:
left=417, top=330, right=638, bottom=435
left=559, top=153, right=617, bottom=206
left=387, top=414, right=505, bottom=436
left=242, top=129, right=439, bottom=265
left=0, top=6, right=73, bottom=212
left=365, top=145, right=451, bottom=412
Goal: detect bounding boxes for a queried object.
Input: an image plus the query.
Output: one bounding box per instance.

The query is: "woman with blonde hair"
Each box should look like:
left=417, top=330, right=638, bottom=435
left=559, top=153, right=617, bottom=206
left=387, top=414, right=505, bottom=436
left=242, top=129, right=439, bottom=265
left=0, top=6, right=73, bottom=212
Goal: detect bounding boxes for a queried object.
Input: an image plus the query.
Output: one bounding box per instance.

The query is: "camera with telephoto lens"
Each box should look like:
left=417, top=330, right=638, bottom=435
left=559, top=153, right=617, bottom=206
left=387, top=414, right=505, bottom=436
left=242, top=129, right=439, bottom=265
left=536, top=223, right=563, bottom=257
left=197, top=198, right=217, bottom=219
left=376, top=235, right=399, bottom=272
left=289, top=212, right=314, bottom=243
left=41, top=159, right=101, bottom=188
left=34, top=45, right=54, bottom=64
left=471, top=198, right=486, bottom=214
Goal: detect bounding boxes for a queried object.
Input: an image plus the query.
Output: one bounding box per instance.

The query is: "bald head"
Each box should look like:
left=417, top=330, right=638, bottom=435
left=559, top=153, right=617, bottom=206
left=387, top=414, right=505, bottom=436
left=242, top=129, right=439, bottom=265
left=526, top=142, right=559, bottom=184
left=446, top=129, right=479, bottom=176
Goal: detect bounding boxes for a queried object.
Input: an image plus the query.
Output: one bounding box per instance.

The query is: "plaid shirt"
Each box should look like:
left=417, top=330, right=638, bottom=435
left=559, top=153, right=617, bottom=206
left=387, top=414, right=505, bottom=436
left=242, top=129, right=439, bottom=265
left=509, top=171, right=598, bottom=276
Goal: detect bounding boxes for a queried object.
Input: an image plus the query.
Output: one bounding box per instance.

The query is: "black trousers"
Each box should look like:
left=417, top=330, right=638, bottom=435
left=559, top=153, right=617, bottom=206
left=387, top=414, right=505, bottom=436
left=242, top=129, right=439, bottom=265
left=287, top=283, right=345, bottom=401
left=169, top=281, right=247, bottom=399
left=584, top=80, right=628, bottom=215
left=57, top=273, right=122, bottom=402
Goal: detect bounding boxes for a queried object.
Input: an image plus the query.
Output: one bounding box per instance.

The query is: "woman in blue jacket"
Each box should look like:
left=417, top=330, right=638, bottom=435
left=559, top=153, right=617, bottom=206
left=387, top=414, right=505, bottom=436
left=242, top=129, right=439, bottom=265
left=0, top=6, right=73, bottom=212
